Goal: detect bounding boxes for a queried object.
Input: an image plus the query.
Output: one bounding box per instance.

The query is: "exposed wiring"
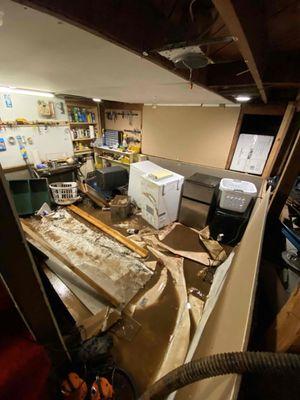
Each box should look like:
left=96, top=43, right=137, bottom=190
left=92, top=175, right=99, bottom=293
left=182, top=59, right=194, bottom=89
left=236, top=68, right=250, bottom=76
left=209, top=39, right=234, bottom=57
left=269, top=0, right=298, bottom=17
left=198, top=11, right=219, bottom=42
left=210, top=23, right=226, bottom=36
left=189, top=0, right=198, bottom=22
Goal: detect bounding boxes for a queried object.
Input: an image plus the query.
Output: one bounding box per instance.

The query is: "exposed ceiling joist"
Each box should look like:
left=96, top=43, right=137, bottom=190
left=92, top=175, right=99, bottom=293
left=213, top=0, right=268, bottom=103
left=11, top=0, right=233, bottom=102
left=10, top=0, right=300, bottom=104
left=12, top=0, right=168, bottom=53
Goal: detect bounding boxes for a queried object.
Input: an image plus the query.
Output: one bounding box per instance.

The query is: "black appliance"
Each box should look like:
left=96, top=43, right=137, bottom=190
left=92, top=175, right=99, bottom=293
left=209, top=203, right=253, bottom=246
left=86, top=166, right=128, bottom=201
left=179, top=173, right=220, bottom=229
left=95, top=166, right=128, bottom=190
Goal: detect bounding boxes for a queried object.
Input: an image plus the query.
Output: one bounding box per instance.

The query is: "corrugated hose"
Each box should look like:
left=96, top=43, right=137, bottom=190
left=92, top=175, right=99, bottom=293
left=139, top=351, right=300, bottom=400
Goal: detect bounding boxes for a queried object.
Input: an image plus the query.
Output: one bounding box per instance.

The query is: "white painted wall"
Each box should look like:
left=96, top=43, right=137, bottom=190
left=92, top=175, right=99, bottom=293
left=0, top=93, right=73, bottom=168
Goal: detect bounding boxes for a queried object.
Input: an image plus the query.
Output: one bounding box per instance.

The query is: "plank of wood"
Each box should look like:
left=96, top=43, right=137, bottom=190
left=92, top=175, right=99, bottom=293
left=85, top=184, right=110, bottom=207
left=225, top=106, right=244, bottom=169
left=213, top=0, right=268, bottom=103
left=21, top=221, right=123, bottom=308
left=77, top=181, right=110, bottom=207
left=266, top=286, right=300, bottom=352
left=263, top=102, right=295, bottom=178
left=43, top=265, right=92, bottom=322
left=269, top=129, right=300, bottom=217
left=68, top=204, right=149, bottom=258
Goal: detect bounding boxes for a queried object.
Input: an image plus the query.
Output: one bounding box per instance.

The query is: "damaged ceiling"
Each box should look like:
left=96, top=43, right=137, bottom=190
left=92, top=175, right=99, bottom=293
left=11, top=0, right=300, bottom=104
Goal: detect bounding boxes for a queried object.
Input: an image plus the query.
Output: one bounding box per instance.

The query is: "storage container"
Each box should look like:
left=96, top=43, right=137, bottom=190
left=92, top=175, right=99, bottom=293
left=219, top=178, right=257, bottom=213
left=49, top=182, right=79, bottom=205
left=110, top=195, right=131, bottom=222
left=9, top=178, right=51, bottom=216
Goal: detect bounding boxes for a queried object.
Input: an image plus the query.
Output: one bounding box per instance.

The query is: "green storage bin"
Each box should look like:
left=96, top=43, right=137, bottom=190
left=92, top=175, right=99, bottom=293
left=9, top=178, right=51, bottom=216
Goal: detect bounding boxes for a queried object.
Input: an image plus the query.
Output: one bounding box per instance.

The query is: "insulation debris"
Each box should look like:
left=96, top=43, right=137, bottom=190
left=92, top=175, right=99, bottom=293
left=26, top=209, right=153, bottom=307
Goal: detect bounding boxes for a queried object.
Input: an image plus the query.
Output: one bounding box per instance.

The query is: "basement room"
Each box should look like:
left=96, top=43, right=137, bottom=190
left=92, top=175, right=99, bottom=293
left=0, top=1, right=299, bottom=399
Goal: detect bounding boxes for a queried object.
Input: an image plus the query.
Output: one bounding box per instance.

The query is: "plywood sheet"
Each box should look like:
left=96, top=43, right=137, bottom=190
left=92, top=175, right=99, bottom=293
left=26, top=209, right=152, bottom=308
left=142, top=106, right=240, bottom=169
left=175, top=190, right=270, bottom=400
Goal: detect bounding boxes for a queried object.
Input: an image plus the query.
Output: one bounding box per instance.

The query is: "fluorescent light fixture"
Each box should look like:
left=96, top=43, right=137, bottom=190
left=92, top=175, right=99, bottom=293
left=235, top=95, right=251, bottom=102
left=93, top=98, right=102, bottom=102
left=0, top=86, right=54, bottom=97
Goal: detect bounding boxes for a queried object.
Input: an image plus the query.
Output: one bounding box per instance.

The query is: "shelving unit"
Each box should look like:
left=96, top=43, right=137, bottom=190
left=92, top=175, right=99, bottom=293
left=94, top=101, right=143, bottom=169
left=94, top=146, right=135, bottom=168
left=65, top=98, right=100, bottom=156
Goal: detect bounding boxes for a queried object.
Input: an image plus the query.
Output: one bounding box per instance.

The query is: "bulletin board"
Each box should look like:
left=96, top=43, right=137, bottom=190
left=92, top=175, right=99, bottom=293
left=0, top=93, right=73, bottom=169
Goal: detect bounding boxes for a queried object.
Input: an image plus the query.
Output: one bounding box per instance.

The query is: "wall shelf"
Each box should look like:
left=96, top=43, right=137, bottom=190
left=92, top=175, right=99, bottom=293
left=74, top=150, right=93, bottom=155
left=69, top=122, right=97, bottom=126
left=94, top=146, right=134, bottom=156
left=0, top=121, right=69, bottom=127
left=72, top=138, right=94, bottom=142
left=95, top=154, right=130, bottom=166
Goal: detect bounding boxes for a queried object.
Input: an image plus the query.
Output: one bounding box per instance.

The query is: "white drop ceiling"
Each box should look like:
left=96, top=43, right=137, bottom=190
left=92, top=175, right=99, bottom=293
left=0, top=0, right=232, bottom=104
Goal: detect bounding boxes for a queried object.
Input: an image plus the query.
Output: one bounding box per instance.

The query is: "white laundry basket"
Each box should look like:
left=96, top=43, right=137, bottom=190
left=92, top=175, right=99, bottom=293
left=219, top=178, right=257, bottom=213
left=49, top=182, right=79, bottom=205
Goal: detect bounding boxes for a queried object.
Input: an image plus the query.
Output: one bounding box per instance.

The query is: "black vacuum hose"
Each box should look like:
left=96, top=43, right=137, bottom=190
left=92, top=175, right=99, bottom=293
left=139, top=351, right=300, bottom=400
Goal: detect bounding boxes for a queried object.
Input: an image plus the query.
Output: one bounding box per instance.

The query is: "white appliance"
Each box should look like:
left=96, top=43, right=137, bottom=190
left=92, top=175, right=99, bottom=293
left=128, top=161, right=165, bottom=208
left=141, top=172, right=184, bottom=229
left=219, top=178, right=257, bottom=213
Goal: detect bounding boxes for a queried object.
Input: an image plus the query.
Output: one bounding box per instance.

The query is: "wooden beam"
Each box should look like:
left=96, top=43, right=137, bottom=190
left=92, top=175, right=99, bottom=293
left=213, top=0, right=268, bottom=103
left=79, top=182, right=110, bottom=207
left=266, top=286, right=300, bottom=352
left=43, top=265, right=92, bottom=323
left=0, top=166, right=69, bottom=365
left=269, top=129, right=300, bottom=217
left=13, top=0, right=168, bottom=52
left=225, top=106, right=244, bottom=169
left=21, top=221, right=124, bottom=308
left=263, top=102, right=295, bottom=178
left=11, top=0, right=231, bottom=103
left=68, top=204, right=149, bottom=258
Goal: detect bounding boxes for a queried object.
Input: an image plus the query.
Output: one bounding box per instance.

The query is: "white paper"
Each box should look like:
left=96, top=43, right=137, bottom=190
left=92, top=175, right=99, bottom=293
left=230, top=133, right=274, bottom=175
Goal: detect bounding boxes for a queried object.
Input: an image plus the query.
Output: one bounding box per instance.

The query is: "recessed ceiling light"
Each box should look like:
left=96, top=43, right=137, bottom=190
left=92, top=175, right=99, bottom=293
left=93, top=98, right=102, bottom=102
left=235, top=95, right=251, bottom=102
